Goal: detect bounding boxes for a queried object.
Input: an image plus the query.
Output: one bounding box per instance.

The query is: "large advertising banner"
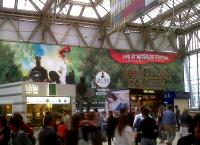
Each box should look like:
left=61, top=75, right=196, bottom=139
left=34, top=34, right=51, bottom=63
left=111, top=0, right=159, bottom=32
left=0, top=41, right=184, bottom=92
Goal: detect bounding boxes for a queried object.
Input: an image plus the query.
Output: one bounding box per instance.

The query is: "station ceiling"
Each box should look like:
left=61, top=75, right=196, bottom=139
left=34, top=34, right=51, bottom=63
left=0, top=0, right=199, bottom=34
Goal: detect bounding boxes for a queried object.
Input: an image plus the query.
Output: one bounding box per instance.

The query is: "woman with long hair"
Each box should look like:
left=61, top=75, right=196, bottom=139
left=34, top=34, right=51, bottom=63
left=115, top=114, right=134, bottom=145
left=65, top=113, right=82, bottom=145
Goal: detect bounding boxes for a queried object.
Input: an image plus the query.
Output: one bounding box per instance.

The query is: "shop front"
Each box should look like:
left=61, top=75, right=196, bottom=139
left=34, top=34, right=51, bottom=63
left=0, top=81, right=76, bottom=126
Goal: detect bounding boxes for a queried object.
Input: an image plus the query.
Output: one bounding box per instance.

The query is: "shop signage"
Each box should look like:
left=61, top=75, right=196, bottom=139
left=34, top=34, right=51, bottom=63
left=95, top=71, right=110, bottom=88
left=25, top=83, right=39, bottom=94
left=27, top=97, right=70, bottom=104
left=109, top=49, right=177, bottom=64
left=143, top=90, right=155, bottom=94
left=95, top=88, right=110, bottom=96
left=122, top=67, right=170, bottom=90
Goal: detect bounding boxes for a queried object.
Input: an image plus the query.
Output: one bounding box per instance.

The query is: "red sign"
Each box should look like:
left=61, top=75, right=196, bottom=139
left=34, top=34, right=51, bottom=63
left=109, top=49, right=177, bottom=64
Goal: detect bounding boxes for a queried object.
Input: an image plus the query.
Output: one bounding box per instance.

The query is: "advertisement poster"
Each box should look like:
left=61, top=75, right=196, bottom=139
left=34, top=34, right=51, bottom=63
left=105, top=89, right=130, bottom=112
left=0, top=41, right=184, bottom=92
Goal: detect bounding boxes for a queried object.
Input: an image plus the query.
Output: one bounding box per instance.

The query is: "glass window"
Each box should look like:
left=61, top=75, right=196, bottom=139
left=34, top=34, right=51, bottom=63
left=82, top=7, right=98, bottom=18
left=34, top=0, right=47, bottom=10
left=17, top=0, right=36, bottom=11
left=100, top=0, right=110, bottom=12
left=96, top=5, right=107, bottom=18
left=70, top=5, right=82, bottom=16
left=189, top=94, right=199, bottom=109
left=189, top=54, right=197, bottom=81
left=3, top=0, right=15, bottom=8
left=184, top=57, right=190, bottom=92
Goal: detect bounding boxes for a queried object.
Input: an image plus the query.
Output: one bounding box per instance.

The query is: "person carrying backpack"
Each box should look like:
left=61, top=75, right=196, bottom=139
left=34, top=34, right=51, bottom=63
left=133, top=108, right=144, bottom=145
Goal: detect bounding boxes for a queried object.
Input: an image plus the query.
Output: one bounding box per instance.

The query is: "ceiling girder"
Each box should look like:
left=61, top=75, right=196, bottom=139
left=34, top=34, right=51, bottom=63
left=147, top=0, right=198, bottom=26
left=89, top=0, right=101, bottom=20
left=8, top=17, right=24, bottom=41
left=148, top=37, right=158, bottom=52
left=144, top=30, right=159, bottom=52
left=27, top=21, right=42, bottom=41
left=99, top=27, right=113, bottom=48
left=180, top=6, right=192, bottom=28
left=29, top=0, right=42, bottom=12
left=181, top=21, right=200, bottom=35
left=42, top=0, right=55, bottom=15
left=67, top=4, right=73, bottom=15
left=57, top=0, right=70, bottom=15
left=167, top=35, right=179, bottom=52
left=123, top=32, right=136, bottom=51
left=88, top=28, right=100, bottom=47
left=48, top=26, right=59, bottom=44
left=59, top=24, right=72, bottom=44
left=194, top=31, right=200, bottom=43
left=185, top=32, right=193, bottom=50
left=74, top=24, right=89, bottom=47
left=0, top=17, right=7, bottom=30
left=192, top=5, right=200, bottom=19
left=79, top=6, right=85, bottom=17
left=14, top=0, right=18, bottom=9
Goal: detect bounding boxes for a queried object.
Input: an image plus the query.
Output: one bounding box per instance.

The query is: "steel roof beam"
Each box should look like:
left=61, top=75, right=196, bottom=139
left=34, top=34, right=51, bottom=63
left=147, top=0, right=198, bottom=26
left=42, top=0, right=55, bottom=15
left=29, top=0, right=42, bottom=12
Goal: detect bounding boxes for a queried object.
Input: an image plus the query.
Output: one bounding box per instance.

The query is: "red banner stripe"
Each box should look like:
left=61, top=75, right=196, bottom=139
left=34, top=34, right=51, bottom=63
left=109, top=49, right=177, bottom=64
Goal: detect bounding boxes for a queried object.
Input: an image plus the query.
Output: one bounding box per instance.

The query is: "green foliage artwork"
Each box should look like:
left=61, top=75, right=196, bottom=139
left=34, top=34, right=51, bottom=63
left=0, top=41, right=184, bottom=91
left=0, top=42, right=23, bottom=84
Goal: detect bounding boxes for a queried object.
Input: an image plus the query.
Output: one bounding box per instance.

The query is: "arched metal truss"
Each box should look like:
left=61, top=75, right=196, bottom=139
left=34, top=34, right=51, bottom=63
left=0, top=0, right=199, bottom=53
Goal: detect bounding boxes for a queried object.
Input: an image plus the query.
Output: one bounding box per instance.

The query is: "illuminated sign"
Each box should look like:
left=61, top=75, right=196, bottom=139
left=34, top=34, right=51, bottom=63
left=25, top=84, right=39, bottom=94
left=143, top=90, right=155, bottom=94
left=95, top=71, right=110, bottom=88
left=27, top=97, right=70, bottom=104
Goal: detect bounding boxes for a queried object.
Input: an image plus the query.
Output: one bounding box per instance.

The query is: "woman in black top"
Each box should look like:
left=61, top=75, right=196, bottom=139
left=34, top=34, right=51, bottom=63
left=0, top=115, right=10, bottom=145
left=177, top=113, right=200, bottom=145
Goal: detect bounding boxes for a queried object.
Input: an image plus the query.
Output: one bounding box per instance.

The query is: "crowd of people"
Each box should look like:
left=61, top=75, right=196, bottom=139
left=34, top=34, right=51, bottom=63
left=0, top=105, right=200, bottom=145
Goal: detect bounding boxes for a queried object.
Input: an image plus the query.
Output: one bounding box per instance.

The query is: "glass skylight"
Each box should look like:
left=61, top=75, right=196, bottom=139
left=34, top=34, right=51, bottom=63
left=70, top=5, right=82, bottom=16
left=3, top=0, right=15, bottom=8
left=18, top=0, right=36, bottom=11
left=55, top=4, right=70, bottom=15
left=96, top=5, right=107, bottom=17
left=100, top=0, right=110, bottom=12
left=34, top=0, right=47, bottom=10
left=82, top=7, right=98, bottom=18
left=1, top=0, right=198, bottom=30
left=132, top=0, right=189, bottom=25
left=62, top=5, right=70, bottom=15
left=133, top=18, right=142, bottom=24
